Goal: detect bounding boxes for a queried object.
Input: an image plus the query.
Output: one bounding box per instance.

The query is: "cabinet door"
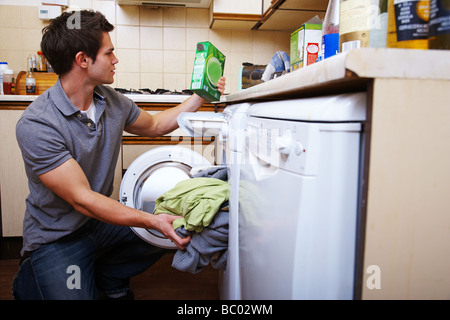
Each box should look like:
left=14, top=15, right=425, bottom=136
left=213, top=0, right=262, bottom=15
left=211, top=0, right=263, bottom=29
left=0, top=110, right=27, bottom=236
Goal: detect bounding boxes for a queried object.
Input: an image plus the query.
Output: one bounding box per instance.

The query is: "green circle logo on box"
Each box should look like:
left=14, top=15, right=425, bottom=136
left=206, top=56, right=222, bottom=88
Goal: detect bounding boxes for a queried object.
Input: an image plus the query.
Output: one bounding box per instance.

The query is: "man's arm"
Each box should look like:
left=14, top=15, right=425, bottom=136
left=39, top=158, right=190, bottom=249
left=125, top=77, right=226, bottom=137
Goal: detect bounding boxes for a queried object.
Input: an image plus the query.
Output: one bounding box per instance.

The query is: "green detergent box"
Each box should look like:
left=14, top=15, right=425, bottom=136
left=190, top=41, right=225, bottom=102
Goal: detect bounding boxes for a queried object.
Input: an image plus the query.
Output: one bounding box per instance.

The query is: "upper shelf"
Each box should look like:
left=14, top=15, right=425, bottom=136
left=222, top=48, right=450, bottom=103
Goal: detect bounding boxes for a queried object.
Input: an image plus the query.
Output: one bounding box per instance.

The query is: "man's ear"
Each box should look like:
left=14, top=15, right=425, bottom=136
left=75, top=52, right=89, bottom=69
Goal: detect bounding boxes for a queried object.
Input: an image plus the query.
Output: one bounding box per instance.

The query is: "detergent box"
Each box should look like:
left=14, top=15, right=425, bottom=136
left=290, top=22, right=322, bottom=71
left=190, top=41, right=225, bottom=102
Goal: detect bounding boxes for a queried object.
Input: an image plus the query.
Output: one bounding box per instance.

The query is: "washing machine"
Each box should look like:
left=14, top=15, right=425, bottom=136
left=120, top=103, right=251, bottom=299
left=177, top=103, right=252, bottom=300
left=120, top=146, right=212, bottom=249
left=238, top=93, right=366, bottom=299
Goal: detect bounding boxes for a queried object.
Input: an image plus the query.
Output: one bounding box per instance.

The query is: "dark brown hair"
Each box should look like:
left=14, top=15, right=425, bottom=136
left=41, top=10, right=114, bottom=76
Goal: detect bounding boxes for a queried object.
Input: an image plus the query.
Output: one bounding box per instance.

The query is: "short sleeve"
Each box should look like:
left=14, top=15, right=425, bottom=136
left=125, top=100, right=141, bottom=127
left=16, top=116, right=72, bottom=179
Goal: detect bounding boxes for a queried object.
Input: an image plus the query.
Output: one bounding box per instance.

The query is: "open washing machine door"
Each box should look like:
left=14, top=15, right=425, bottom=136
left=120, top=146, right=211, bottom=249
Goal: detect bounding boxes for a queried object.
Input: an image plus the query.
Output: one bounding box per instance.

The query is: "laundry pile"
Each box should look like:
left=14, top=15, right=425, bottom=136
left=153, top=166, right=229, bottom=274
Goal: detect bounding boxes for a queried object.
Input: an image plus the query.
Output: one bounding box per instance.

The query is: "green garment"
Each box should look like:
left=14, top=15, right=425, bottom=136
left=153, top=177, right=229, bottom=233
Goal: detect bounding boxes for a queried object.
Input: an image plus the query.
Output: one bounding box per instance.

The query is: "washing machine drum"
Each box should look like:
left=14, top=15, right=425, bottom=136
left=120, top=146, right=211, bottom=249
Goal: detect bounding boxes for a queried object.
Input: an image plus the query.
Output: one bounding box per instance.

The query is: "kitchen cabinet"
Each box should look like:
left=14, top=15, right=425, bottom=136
left=0, top=106, right=28, bottom=237
left=257, top=0, right=328, bottom=31
left=0, top=98, right=221, bottom=238
left=210, top=0, right=263, bottom=30
left=223, top=48, right=450, bottom=300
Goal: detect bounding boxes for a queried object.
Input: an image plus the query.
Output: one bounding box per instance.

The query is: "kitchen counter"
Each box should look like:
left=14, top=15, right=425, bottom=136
left=0, top=93, right=191, bottom=104
left=224, top=47, right=450, bottom=102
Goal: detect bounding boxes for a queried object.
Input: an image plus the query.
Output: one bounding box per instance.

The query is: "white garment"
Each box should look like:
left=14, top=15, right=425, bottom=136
left=81, top=99, right=96, bottom=123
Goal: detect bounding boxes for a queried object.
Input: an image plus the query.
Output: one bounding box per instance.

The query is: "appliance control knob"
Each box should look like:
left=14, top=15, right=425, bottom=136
left=278, top=130, right=296, bottom=155
left=294, top=141, right=304, bottom=155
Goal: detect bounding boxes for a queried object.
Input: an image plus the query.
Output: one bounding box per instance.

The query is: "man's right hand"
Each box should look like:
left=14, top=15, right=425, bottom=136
left=153, top=213, right=191, bottom=250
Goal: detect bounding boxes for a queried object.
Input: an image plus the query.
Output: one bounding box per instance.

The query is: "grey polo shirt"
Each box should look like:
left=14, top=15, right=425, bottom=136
left=16, top=78, right=141, bottom=255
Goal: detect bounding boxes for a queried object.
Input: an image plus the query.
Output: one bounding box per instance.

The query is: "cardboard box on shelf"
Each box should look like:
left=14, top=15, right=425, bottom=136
left=290, top=17, right=322, bottom=71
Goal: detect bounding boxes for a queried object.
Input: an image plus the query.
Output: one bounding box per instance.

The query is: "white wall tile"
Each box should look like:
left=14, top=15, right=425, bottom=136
left=186, top=8, right=209, bottom=28
left=163, top=7, right=186, bottom=27
left=69, top=0, right=93, bottom=10
left=92, top=0, right=116, bottom=25
left=140, top=6, right=163, bottom=27
left=164, top=73, right=186, bottom=92
left=208, top=29, right=232, bottom=52
left=186, top=28, right=209, bottom=51
left=140, top=26, right=163, bottom=50
left=0, top=28, right=22, bottom=51
left=231, top=30, right=254, bottom=53
left=163, top=50, right=186, bottom=74
left=0, top=5, right=20, bottom=28
left=116, top=4, right=139, bottom=26
left=140, top=50, right=163, bottom=73
left=116, top=72, right=140, bottom=89
left=20, top=28, right=42, bottom=52
left=163, top=27, right=185, bottom=50
left=140, top=72, right=163, bottom=90
left=116, top=25, right=140, bottom=49
left=116, top=48, right=140, bottom=73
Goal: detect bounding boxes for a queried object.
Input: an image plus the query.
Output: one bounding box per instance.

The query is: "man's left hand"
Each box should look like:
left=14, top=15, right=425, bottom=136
left=217, top=76, right=226, bottom=95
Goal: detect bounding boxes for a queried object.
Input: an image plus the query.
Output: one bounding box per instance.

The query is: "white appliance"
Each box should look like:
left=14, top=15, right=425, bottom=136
left=177, top=103, right=252, bottom=300
left=238, top=93, right=366, bottom=299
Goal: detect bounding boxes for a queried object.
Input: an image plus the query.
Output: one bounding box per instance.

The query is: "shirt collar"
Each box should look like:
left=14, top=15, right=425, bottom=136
left=48, top=78, right=106, bottom=116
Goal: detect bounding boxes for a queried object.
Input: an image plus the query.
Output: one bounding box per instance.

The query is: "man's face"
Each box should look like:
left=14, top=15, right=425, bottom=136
left=88, top=32, right=118, bottom=85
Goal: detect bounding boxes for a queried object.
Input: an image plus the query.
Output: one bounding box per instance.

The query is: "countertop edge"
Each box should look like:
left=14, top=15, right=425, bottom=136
left=0, top=94, right=192, bottom=104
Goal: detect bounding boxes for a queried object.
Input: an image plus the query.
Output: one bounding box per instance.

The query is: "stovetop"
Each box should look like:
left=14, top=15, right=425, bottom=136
left=114, top=88, right=193, bottom=95
left=114, top=88, right=193, bottom=103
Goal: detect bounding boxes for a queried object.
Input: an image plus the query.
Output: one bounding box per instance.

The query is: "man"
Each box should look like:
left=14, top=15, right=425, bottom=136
left=12, top=10, right=226, bottom=300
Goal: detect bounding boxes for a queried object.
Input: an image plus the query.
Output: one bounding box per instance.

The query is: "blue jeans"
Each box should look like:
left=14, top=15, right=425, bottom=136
left=12, top=219, right=167, bottom=300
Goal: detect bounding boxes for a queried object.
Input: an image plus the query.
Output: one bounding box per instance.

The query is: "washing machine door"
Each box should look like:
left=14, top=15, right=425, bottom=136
left=120, top=146, right=211, bottom=249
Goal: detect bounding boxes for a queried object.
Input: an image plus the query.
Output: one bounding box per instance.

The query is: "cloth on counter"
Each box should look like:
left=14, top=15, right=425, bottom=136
left=172, top=209, right=229, bottom=274
left=261, top=51, right=290, bottom=82
left=153, top=177, right=229, bottom=233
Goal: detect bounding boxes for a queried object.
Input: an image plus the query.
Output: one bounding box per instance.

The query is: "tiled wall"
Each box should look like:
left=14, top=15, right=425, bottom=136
left=0, top=0, right=291, bottom=94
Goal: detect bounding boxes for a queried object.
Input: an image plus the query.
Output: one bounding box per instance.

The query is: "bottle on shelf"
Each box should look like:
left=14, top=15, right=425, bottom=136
left=369, top=0, right=389, bottom=48
left=26, top=55, right=36, bottom=94
left=322, top=0, right=340, bottom=59
left=0, top=61, right=9, bottom=95
left=428, top=0, right=450, bottom=49
left=387, top=0, right=430, bottom=49
left=339, top=0, right=389, bottom=52
left=2, top=69, right=14, bottom=95
left=37, top=51, right=48, bottom=72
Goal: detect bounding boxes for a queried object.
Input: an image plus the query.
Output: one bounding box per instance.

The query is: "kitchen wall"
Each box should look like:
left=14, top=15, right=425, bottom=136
left=0, top=0, right=291, bottom=94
